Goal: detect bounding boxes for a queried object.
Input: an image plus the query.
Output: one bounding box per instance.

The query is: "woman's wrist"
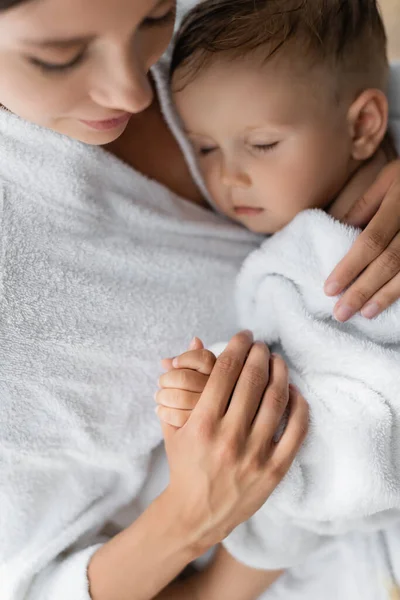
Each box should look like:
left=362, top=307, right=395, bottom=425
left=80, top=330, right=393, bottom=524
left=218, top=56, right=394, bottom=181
left=88, top=490, right=199, bottom=600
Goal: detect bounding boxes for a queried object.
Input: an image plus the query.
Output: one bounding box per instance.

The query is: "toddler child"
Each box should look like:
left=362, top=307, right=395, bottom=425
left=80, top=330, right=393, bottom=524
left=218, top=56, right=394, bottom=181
left=157, top=0, right=400, bottom=596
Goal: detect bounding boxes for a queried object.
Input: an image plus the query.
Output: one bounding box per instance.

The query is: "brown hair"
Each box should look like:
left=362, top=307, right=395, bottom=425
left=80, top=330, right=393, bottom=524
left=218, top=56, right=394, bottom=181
left=170, top=0, right=388, bottom=96
left=0, top=0, right=32, bottom=8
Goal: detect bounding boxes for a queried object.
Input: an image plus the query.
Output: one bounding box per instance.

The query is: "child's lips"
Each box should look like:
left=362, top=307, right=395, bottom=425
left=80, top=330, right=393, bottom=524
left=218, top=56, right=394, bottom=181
left=233, top=206, right=265, bottom=216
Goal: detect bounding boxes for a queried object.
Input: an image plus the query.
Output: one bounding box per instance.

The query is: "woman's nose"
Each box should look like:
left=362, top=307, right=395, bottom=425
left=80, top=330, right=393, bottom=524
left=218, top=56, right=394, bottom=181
left=89, top=52, right=154, bottom=114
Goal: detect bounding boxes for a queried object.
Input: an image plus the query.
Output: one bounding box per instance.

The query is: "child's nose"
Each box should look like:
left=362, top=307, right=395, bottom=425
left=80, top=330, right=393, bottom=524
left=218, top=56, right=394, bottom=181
left=221, top=162, right=251, bottom=188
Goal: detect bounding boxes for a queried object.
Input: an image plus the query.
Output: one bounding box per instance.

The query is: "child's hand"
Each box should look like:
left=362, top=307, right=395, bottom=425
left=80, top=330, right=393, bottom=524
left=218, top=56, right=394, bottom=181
left=156, top=337, right=216, bottom=427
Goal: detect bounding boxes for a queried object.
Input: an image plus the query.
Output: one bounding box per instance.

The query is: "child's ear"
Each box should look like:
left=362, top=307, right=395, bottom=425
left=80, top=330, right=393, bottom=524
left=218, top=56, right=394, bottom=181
left=347, top=89, right=389, bottom=161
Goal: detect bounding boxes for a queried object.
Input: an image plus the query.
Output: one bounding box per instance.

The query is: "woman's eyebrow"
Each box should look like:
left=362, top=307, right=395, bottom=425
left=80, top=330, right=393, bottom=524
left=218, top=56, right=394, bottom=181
left=20, top=0, right=171, bottom=49
left=21, top=35, right=95, bottom=49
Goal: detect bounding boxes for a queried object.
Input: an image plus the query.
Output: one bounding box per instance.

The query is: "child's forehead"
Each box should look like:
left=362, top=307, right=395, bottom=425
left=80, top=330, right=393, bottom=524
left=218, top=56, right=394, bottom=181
left=173, top=55, right=339, bottom=130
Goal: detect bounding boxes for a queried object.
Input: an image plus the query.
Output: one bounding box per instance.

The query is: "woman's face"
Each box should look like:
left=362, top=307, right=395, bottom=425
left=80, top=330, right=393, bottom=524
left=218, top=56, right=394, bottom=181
left=0, top=0, right=176, bottom=144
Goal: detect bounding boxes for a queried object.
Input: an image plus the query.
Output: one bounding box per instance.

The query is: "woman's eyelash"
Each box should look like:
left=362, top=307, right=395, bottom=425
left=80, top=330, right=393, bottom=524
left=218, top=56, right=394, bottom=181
left=28, top=8, right=176, bottom=73
left=141, top=8, right=176, bottom=29
left=29, top=52, right=85, bottom=73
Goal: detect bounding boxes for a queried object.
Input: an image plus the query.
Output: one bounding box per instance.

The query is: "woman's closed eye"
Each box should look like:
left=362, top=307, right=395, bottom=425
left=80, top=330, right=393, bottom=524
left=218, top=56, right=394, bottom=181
left=141, top=7, right=176, bottom=29
left=28, top=52, right=86, bottom=73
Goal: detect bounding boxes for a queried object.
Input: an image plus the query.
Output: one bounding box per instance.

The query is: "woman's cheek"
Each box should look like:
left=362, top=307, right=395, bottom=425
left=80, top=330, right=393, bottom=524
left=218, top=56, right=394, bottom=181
left=142, top=24, right=175, bottom=70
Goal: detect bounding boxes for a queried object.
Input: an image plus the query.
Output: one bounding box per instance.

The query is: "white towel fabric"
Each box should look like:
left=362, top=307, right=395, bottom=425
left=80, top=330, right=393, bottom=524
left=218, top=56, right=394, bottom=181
left=222, top=208, right=400, bottom=572
left=0, top=58, right=260, bottom=600
left=258, top=524, right=400, bottom=600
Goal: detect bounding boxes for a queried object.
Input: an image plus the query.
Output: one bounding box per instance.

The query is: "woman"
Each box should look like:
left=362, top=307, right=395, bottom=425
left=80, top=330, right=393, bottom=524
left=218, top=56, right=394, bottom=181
left=0, top=1, right=399, bottom=599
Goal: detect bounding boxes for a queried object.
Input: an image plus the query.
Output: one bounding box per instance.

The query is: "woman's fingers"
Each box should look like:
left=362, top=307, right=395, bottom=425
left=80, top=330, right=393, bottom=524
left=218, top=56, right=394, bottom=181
left=360, top=270, right=400, bottom=319
left=268, top=386, right=309, bottom=480
left=193, top=330, right=254, bottom=421
left=342, top=160, right=400, bottom=228
left=250, top=354, right=289, bottom=447
left=224, top=342, right=270, bottom=433
left=325, top=193, right=399, bottom=296
left=324, top=164, right=400, bottom=320
left=332, top=229, right=400, bottom=321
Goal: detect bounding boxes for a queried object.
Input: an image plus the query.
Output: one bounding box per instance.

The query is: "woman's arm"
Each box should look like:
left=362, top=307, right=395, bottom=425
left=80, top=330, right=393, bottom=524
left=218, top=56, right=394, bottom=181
left=88, top=332, right=308, bottom=600
left=88, top=490, right=198, bottom=600
left=155, top=546, right=282, bottom=600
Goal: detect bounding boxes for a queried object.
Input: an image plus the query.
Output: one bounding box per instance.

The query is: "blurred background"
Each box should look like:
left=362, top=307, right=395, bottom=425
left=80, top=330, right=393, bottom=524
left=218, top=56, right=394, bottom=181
left=380, top=0, right=400, bottom=59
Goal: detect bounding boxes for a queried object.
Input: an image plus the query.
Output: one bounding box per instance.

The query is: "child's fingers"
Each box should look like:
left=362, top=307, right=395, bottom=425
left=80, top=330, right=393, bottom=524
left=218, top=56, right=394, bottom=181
left=161, top=357, right=175, bottom=371
left=159, top=368, right=209, bottom=393
left=156, top=405, right=192, bottom=428
left=189, top=337, right=204, bottom=351
left=155, top=388, right=201, bottom=410
left=161, top=338, right=205, bottom=372
left=172, top=349, right=216, bottom=374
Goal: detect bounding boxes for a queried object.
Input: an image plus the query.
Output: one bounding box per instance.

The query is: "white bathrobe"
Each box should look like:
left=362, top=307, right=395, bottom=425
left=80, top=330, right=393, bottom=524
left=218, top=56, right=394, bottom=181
left=222, top=209, right=400, bottom=573
left=0, top=51, right=260, bottom=600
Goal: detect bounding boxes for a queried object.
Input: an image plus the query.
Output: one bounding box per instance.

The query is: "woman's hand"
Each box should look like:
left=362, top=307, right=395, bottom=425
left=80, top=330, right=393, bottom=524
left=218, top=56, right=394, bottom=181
left=325, top=159, right=400, bottom=321
left=158, top=331, right=309, bottom=555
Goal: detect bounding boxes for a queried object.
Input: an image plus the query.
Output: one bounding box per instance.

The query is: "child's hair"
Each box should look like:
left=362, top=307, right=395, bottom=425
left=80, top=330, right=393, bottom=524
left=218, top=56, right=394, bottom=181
left=170, top=0, right=388, bottom=98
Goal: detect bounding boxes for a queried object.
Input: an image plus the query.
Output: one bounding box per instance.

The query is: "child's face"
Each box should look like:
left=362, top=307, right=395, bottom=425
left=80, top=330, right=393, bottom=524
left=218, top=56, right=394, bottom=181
left=174, top=56, right=358, bottom=233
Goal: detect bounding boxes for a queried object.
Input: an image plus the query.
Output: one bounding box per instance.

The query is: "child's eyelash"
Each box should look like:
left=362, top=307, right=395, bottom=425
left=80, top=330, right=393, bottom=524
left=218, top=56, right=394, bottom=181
left=252, top=142, right=279, bottom=153
left=199, top=147, right=217, bottom=156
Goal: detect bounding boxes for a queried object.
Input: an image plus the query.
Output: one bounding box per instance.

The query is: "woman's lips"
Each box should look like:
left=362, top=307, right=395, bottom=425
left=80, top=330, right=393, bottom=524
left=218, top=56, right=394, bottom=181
left=234, top=206, right=265, bottom=216
left=79, top=113, right=131, bottom=131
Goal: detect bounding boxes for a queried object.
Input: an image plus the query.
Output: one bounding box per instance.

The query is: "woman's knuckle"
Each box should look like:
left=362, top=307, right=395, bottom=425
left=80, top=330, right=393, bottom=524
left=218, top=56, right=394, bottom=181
left=267, top=388, right=287, bottom=411
left=363, top=229, right=386, bottom=254
left=195, top=414, right=215, bottom=441
left=216, top=352, right=240, bottom=375
left=378, top=246, right=400, bottom=272
left=269, top=458, right=288, bottom=482
left=349, top=287, right=370, bottom=306
left=244, top=450, right=263, bottom=474
left=244, top=364, right=267, bottom=388
left=217, top=437, right=238, bottom=464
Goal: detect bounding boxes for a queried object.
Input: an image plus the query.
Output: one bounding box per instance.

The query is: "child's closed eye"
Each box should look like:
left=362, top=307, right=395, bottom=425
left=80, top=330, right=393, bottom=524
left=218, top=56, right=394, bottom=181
left=198, top=145, right=218, bottom=156
left=251, top=142, right=279, bottom=153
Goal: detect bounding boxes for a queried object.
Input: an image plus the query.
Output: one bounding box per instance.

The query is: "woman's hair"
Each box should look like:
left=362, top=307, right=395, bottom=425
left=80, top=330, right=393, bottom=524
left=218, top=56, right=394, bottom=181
left=170, top=0, right=388, bottom=94
left=0, top=0, right=31, bottom=8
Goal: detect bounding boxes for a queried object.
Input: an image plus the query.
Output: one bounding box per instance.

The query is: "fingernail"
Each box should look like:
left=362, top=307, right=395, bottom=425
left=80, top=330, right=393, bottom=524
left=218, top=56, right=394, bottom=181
left=324, top=280, right=341, bottom=296
left=155, top=406, right=160, bottom=415
left=289, top=384, right=299, bottom=394
left=334, top=304, right=354, bottom=322
left=189, top=337, right=197, bottom=350
left=172, top=357, right=179, bottom=367
left=361, top=302, right=380, bottom=319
